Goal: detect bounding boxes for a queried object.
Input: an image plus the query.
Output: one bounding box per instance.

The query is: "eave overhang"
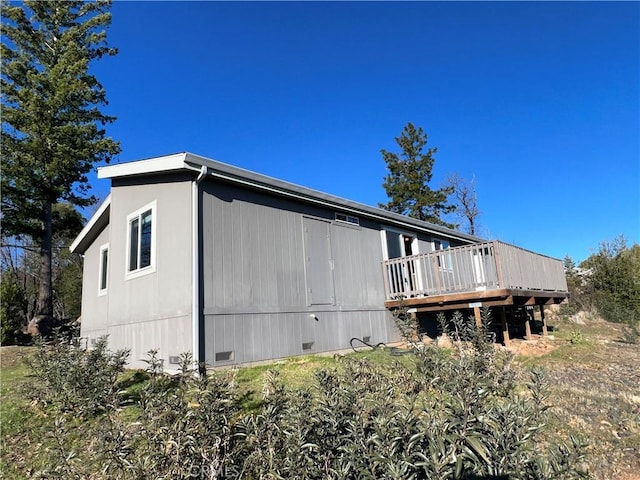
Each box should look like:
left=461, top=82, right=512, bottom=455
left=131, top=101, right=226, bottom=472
left=69, top=194, right=111, bottom=254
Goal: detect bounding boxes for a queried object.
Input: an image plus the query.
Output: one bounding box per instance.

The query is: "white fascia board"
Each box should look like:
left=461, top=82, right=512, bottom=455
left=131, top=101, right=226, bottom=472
left=98, top=152, right=189, bottom=179
left=70, top=194, right=111, bottom=253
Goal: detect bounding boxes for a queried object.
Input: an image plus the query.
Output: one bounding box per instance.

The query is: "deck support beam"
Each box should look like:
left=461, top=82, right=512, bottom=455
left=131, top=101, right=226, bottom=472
left=524, top=307, right=533, bottom=340
left=540, top=305, right=548, bottom=336
left=499, top=306, right=510, bottom=347
left=473, top=306, right=482, bottom=327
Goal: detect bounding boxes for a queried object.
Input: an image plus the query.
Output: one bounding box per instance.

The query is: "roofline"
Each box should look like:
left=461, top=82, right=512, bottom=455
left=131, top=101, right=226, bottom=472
left=92, top=152, right=483, bottom=245
left=183, top=153, right=482, bottom=243
left=70, top=194, right=111, bottom=254
left=97, top=152, right=188, bottom=179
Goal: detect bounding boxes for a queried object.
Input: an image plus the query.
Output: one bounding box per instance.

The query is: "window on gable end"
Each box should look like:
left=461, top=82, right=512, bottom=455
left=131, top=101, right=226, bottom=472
left=126, top=202, right=156, bottom=278
left=98, top=244, right=109, bottom=294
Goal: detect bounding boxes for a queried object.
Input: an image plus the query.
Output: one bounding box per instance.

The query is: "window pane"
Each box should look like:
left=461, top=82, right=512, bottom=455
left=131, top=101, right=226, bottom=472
left=100, top=249, right=108, bottom=290
left=139, top=210, right=152, bottom=268
left=386, top=231, right=402, bottom=259
left=129, top=218, right=139, bottom=271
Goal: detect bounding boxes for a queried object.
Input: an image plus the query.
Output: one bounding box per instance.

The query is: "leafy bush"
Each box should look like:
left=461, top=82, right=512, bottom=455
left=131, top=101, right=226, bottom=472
left=27, top=325, right=590, bottom=479
left=105, top=351, right=240, bottom=479
left=580, top=238, right=640, bottom=327
left=28, top=334, right=129, bottom=417
left=1, top=274, right=26, bottom=344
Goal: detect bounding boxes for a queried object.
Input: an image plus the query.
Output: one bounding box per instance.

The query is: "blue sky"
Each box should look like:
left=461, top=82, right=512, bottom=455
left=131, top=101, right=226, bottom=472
left=90, top=1, right=639, bottom=263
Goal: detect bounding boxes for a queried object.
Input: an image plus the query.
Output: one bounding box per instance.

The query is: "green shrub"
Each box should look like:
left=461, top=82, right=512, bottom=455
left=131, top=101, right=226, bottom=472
left=26, top=325, right=590, bottom=479
left=1, top=275, right=26, bottom=345
left=27, top=334, right=129, bottom=417
left=99, top=351, right=240, bottom=480
left=581, top=238, right=640, bottom=326
left=570, top=328, right=586, bottom=345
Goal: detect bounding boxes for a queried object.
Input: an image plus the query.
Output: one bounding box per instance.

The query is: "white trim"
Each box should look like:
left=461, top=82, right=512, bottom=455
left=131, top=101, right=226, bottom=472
left=98, top=243, right=109, bottom=295
left=380, top=230, right=389, bottom=261
left=381, top=226, right=420, bottom=258
left=69, top=195, right=111, bottom=253
left=98, top=153, right=188, bottom=179
left=125, top=201, right=157, bottom=280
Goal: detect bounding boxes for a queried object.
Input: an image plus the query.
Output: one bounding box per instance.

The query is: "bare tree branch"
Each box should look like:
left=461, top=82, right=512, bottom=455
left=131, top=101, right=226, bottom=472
left=446, top=173, right=480, bottom=235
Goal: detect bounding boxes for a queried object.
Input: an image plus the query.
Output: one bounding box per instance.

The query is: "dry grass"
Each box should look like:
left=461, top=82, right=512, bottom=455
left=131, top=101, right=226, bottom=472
left=515, top=317, right=640, bottom=480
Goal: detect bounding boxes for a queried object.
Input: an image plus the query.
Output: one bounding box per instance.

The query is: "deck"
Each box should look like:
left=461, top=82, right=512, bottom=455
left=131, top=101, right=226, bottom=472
left=382, top=241, right=569, bottom=312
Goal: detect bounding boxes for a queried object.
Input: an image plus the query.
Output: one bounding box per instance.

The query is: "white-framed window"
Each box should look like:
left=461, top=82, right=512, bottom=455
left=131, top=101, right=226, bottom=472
left=335, top=212, right=360, bottom=226
left=98, top=243, right=109, bottom=295
left=126, top=201, right=156, bottom=279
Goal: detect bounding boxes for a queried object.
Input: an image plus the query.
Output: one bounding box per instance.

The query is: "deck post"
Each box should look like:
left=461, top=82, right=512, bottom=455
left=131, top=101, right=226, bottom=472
left=432, top=257, right=442, bottom=294
left=540, top=305, right=548, bottom=336
left=494, top=241, right=505, bottom=288
left=473, top=306, right=482, bottom=328
left=499, top=306, right=510, bottom=347
left=382, top=263, right=391, bottom=300
left=524, top=307, right=532, bottom=340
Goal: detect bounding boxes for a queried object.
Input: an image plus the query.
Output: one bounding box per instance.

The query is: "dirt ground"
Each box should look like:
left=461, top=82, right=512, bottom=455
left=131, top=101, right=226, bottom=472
left=513, top=320, right=640, bottom=480
left=504, top=336, right=559, bottom=356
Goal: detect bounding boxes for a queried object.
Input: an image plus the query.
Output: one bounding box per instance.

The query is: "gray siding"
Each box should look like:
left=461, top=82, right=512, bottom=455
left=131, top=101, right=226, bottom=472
left=202, top=181, right=389, bottom=312
left=79, top=170, right=471, bottom=369
left=80, top=226, right=110, bottom=339
left=83, top=173, right=194, bottom=368
left=205, top=310, right=397, bottom=365
left=303, top=217, right=334, bottom=305
left=201, top=180, right=398, bottom=365
left=331, top=222, right=389, bottom=306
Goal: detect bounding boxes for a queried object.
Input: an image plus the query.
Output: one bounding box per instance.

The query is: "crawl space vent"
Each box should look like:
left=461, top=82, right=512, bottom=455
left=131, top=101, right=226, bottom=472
left=215, top=351, right=234, bottom=362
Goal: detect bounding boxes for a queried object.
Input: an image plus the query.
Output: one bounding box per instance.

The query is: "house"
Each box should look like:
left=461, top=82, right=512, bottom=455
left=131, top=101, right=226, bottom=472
left=70, top=152, right=568, bottom=369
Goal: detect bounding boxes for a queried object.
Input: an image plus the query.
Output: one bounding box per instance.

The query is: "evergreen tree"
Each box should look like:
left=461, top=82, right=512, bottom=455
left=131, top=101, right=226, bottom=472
left=379, top=123, right=454, bottom=227
left=1, top=1, right=120, bottom=320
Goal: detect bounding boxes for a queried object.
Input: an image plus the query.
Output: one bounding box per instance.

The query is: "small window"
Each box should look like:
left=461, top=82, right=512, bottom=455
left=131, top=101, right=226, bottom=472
left=126, top=202, right=156, bottom=278
left=335, top=213, right=359, bottom=225
left=98, top=244, right=109, bottom=294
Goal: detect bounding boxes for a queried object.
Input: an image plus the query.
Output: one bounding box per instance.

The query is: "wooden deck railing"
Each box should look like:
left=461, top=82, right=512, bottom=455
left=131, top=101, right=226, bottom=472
left=382, top=241, right=567, bottom=300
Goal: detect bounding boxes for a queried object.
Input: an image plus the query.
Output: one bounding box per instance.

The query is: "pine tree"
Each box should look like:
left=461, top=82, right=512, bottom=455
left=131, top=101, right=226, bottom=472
left=1, top=1, right=120, bottom=320
left=379, top=123, right=454, bottom=227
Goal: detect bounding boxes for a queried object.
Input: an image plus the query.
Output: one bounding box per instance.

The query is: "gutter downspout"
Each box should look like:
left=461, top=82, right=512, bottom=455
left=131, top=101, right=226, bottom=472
left=192, top=165, right=208, bottom=373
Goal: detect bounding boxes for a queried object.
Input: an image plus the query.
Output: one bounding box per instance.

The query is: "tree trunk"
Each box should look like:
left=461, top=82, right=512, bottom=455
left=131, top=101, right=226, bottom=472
left=36, top=202, right=54, bottom=318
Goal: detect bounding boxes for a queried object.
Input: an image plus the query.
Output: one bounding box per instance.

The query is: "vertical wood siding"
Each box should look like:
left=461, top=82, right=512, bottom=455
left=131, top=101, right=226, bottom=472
left=201, top=180, right=396, bottom=365
left=205, top=310, right=398, bottom=366
left=202, top=181, right=388, bottom=311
